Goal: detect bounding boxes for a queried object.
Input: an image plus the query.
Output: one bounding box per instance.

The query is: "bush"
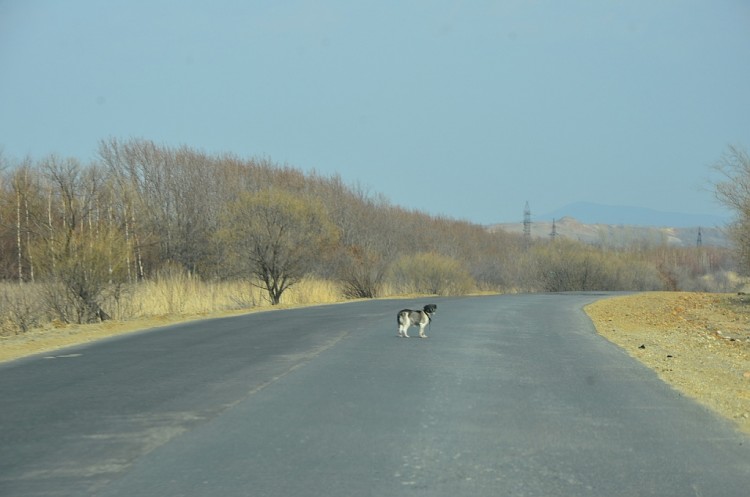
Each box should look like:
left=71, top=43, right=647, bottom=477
left=338, top=246, right=387, bottom=299
left=0, top=283, right=46, bottom=335
left=388, top=252, right=477, bottom=295
left=532, top=241, right=664, bottom=292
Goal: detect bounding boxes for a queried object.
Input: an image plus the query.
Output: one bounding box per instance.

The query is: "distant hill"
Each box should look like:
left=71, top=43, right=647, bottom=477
left=540, top=202, right=729, bottom=229
left=488, top=216, right=729, bottom=248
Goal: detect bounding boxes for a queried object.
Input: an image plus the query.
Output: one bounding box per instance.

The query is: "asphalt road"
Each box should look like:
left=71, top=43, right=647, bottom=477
left=1, top=294, right=749, bottom=496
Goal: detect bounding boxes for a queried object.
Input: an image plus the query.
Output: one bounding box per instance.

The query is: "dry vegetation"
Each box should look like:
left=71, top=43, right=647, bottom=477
left=0, top=277, right=344, bottom=362
left=0, top=138, right=736, bottom=339
left=0, top=276, right=342, bottom=333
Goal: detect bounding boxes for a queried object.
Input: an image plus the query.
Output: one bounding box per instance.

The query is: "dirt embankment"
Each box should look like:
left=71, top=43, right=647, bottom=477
left=586, top=292, right=750, bottom=434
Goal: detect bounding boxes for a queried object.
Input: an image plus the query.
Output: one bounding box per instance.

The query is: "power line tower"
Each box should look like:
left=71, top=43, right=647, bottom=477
left=550, top=218, right=558, bottom=241
left=523, top=201, right=532, bottom=243
left=697, top=227, right=703, bottom=247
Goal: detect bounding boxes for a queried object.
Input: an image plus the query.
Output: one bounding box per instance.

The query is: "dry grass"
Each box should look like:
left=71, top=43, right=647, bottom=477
left=0, top=276, right=348, bottom=363
left=0, top=277, right=345, bottom=337
left=118, top=276, right=345, bottom=318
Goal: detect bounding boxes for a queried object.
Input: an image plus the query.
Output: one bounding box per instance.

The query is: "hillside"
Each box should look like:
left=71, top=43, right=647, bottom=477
left=488, top=216, right=728, bottom=248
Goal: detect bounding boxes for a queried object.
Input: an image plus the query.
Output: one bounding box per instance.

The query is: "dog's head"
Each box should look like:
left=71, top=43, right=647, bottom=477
left=423, top=304, right=437, bottom=315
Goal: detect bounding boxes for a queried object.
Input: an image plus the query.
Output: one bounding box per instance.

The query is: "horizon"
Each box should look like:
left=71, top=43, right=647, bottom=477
left=529, top=201, right=731, bottom=228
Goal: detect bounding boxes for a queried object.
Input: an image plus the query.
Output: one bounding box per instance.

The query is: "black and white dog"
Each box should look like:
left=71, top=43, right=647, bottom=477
left=397, top=304, right=437, bottom=338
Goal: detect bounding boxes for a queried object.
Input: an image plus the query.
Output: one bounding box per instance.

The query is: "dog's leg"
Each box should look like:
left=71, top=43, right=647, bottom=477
left=418, top=323, right=427, bottom=338
left=398, top=323, right=409, bottom=338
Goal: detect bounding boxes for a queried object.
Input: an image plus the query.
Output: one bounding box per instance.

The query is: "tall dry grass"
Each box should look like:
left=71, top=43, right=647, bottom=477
left=0, top=276, right=345, bottom=336
left=113, top=275, right=344, bottom=319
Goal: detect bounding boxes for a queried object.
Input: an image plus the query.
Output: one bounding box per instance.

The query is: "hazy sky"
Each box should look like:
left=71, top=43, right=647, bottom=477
left=1, top=1, right=748, bottom=224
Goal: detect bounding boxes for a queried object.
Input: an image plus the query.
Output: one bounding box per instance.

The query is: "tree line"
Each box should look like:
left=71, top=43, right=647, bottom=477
left=0, top=138, right=738, bottom=326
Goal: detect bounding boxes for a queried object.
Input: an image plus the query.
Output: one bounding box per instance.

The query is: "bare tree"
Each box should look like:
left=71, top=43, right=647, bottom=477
left=33, top=157, right=128, bottom=323
left=324, top=181, right=395, bottom=298
left=99, top=138, right=226, bottom=276
left=221, top=189, right=339, bottom=305
left=712, top=145, right=750, bottom=272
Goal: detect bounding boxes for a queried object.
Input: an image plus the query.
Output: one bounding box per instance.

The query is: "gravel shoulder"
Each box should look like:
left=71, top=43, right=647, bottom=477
left=586, top=292, right=750, bottom=434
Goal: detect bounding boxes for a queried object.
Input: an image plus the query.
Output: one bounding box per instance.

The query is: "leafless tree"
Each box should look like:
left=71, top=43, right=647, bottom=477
left=31, top=157, right=129, bottom=323
left=712, top=145, right=750, bottom=272
left=221, top=189, right=339, bottom=304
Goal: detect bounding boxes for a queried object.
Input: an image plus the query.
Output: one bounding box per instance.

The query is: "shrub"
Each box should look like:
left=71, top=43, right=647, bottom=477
left=0, top=283, right=46, bottom=335
left=388, top=252, right=476, bottom=295
left=533, top=241, right=664, bottom=292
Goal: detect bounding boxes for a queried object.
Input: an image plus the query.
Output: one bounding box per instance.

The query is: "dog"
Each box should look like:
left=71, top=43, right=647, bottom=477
left=397, top=304, right=437, bottom=338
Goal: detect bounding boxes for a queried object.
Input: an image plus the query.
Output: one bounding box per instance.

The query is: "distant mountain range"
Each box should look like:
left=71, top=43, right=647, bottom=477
left=539, top=202, right=729, bottom=228
left=488, top=202, right=732, bottom=248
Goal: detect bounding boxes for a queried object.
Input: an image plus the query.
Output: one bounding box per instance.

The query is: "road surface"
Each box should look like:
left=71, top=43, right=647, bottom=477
left=1, top=294, right=748, bottom=496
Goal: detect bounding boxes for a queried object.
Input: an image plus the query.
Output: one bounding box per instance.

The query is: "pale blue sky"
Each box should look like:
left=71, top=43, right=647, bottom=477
left=1, top=1, right=748, bottom=224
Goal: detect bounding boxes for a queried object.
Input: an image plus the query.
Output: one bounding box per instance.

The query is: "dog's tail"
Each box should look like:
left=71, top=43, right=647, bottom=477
left=396, top=309, right=408, bottom=326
